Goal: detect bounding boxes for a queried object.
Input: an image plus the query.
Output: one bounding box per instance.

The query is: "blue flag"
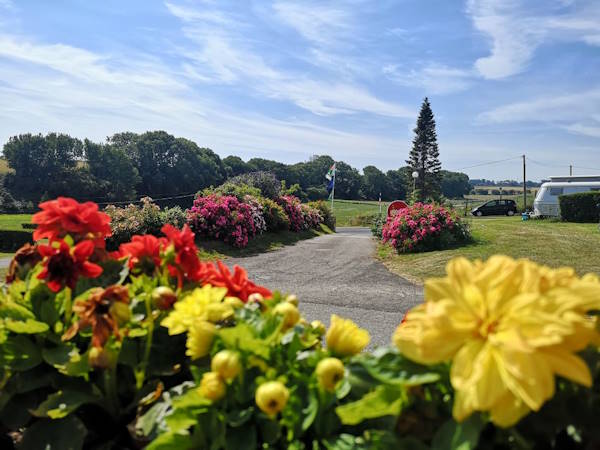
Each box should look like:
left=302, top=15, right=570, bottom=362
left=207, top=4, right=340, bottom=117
left=326, top=178, right=334, bottom=194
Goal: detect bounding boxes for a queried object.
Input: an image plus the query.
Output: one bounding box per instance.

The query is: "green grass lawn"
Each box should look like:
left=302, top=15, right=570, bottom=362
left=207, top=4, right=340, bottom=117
left=378, top=216, right=600, bottom=283
left=0, top=214, right=34, bottom=231
left=332, top=200, right=386, bottom=226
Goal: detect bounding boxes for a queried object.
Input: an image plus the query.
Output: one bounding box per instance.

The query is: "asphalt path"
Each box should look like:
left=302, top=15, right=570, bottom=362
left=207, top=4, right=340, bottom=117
left=228, top=227, right=423, bottom=348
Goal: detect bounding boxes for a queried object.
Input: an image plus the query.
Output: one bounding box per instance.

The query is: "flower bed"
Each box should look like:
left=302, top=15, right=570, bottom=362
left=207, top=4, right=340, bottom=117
left=187, top=194, right=257, bottom=248
left=382, top=202, right=470, bottom=252
left=1, top=197, right=599, bottom=449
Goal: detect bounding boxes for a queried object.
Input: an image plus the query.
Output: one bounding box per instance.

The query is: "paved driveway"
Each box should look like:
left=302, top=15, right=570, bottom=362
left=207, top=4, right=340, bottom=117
left=229, top=227, right=423, bottom=347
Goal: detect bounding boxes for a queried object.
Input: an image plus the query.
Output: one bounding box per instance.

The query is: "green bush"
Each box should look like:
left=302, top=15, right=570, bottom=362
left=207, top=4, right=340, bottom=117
left=227, top=171, right=281, bottom=199
left=160, top=206, right=187, bottom=229
left=559, top=191, right=600, bottom=222
left=205, top=181, right=262, bottom=200
left=306, top=186, right=328, bottom=200
left=0, top=229, right=32, bottom=251
left=259, top=197, right=289, bottom=232
left=308, top=200, right=336, bottom=230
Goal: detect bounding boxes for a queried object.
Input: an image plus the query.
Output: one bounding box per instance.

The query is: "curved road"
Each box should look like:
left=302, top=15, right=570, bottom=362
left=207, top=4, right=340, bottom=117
left=229, top=227, right=423, bottom=347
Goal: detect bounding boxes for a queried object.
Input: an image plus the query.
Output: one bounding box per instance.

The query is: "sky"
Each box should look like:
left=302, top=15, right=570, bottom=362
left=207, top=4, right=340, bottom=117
left=0, top=0, right=599, bottom=181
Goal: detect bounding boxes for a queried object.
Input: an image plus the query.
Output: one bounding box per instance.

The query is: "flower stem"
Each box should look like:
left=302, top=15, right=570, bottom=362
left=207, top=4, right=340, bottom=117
left=104, top=367, right=119, bottom=416
left=137, top=292, right=155, bottom=389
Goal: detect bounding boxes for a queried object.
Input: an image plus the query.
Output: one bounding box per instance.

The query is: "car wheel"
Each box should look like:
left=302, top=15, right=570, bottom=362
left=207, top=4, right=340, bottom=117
left=507, top=210, right=515, bottom=216
left=476, top=211, right=483, bottom=217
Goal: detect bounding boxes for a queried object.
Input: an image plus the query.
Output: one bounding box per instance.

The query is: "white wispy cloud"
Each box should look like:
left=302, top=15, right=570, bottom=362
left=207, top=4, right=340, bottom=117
left=165, top=1, right=413, bottom=118
left=383, top=63, right=473, bottom=95
left=466, top=0, right=600, bottom=79
left=480, top=88, right=600, bottom=138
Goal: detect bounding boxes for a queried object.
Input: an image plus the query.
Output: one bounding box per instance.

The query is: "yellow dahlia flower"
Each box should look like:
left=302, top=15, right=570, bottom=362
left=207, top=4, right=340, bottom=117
left=255, top=381, right=289, bottom=416
left=186, top=320, right=216, bottom=359
left=316, top=357, right=345, bottom=392
left=394, top=255, right=600, bottom=427
left=161, top=285, right=231, bottom=335
left=326, top=315, right=370, bottom=356
left=199, top=371, right=226, bottom=401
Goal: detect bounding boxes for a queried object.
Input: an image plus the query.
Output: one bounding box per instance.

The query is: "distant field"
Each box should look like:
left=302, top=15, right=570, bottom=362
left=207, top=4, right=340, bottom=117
left=0, top=214, right=34, bottom=231
left=331, top=200, right=385, bottom=226
left=378, top=216, right=600, bottom=282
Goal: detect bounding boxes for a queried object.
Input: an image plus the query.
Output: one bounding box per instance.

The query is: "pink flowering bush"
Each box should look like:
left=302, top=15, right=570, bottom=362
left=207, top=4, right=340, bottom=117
left=382, top=202, right=471, bottom=253
left=243, top=195, right=267, bottom=234
left=187, top=194, right=256, bottom=248
left=300, top=203, right=323, bottom=230
left=276, top=195, right=305, bottom=231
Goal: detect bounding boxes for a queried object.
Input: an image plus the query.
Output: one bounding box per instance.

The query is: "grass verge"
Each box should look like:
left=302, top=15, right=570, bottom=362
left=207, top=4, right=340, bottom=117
left=332, top=200, right=384, bottom=227
left=377, top=217, right=600, bottom=283
left=0, top=214, right=34, bottom=231
left=197, top=224, right=334, bottom=259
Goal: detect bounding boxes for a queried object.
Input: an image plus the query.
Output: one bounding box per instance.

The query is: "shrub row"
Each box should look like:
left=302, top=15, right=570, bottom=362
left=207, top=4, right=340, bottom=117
left=559, top=191, right=600, bottom=222
left=0, top=229, right=32, bottom=251
left=187, top=193, right=329, bottom=248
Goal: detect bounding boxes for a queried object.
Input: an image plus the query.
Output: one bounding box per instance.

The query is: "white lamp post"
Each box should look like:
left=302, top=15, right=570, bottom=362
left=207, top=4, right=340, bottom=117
left=411, top=171, right=419, bottom=192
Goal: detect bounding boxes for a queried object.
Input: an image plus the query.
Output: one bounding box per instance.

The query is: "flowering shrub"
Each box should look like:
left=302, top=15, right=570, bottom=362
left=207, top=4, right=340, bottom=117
left=2, top=197, right=600, bottom=449
left=382, top=202, right=471, bottom=252
left=104, top=197, right=186, bottom=249
left=243, top=195, right=267, bottom=235
left=259, top=197, right=289, bottom=232
left=276, top=195, right=308, bottom=231
left=308, top=200, right=336, bottom=230
left=300, top=203, right=323, bottom=230
left=187, top=194, right=256, bottom=248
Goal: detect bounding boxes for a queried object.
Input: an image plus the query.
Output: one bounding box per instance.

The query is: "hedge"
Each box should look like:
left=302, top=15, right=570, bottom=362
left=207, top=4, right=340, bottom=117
left=0, top=230, right=32, bottom=251
left=559, top=191, right=600, bottom=222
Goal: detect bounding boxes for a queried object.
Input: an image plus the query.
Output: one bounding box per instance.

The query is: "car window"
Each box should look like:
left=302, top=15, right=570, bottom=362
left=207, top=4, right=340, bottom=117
left=499, top=200, right=506, bottom=205
left=549, top=187, right=563, bottom=196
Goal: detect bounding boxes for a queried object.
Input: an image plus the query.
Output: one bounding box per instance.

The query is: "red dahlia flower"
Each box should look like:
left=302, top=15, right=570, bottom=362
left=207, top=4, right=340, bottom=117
left=63, top=285, right=130, bottom=348
left=115, top=234, right=167, bottom=274
left=37, top=239, right=103, bottom=292
left=32, top=197, right=111, bottom=245
left=161, top=224, right=201, bottom=286
left=204, top=260, right=271, bottom=302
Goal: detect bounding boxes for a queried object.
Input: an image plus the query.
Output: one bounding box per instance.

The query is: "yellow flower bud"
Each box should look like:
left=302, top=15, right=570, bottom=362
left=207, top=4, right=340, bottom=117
left=88, top=346, right=115, bottom=369
left=311, top=320, right=326, bottom=335
left=186, top=320, right=216, bottom=360
left=316, top=357, right=345, bottom=392
left=285, top=294, right=298, bottom=306
left=199, top=372, right=226, bottom=401
left=273, top=302, right=300, bottom=329
left=224, top=296, right=245, bottom=309
left=109, top=301, right=131, bottom=325
left=204, top=303, right=234, bottom=323
left=151, top=286, right=177, bottom=310
left=326, top=315, right=370, bottom=356
left=255, top=381, right=289, bottom=416
left=211, top=350, right=241, bottom=381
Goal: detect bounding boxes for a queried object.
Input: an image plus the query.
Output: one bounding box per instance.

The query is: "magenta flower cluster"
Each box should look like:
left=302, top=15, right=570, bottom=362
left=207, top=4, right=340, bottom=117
left=382, top=202, right=469, bottom=253
left=276, top=195, right=306, bottom=232
left=187, top=194, right=256, bottom=248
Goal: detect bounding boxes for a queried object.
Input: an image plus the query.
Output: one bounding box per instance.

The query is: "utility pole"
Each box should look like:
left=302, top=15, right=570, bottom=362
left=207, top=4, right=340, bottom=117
left=570, top=165, right=573, bottom=176
left=522, top=155, right=527, bottom=212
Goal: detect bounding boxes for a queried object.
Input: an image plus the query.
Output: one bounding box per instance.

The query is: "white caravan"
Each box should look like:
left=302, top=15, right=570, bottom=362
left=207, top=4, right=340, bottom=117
left=533, top=175, right=600, bottom=217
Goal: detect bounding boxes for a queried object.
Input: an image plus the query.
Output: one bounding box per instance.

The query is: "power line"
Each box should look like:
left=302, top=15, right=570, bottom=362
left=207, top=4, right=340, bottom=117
left=452, top=155, right=522, bottom=171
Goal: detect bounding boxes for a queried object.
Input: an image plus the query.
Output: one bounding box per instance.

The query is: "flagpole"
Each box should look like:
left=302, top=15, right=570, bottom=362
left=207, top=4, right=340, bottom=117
left=331, top=165, right=335, bottom=211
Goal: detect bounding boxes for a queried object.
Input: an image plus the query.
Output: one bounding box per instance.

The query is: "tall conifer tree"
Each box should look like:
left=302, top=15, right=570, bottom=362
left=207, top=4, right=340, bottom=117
left=406, top=98, right=441, bottom=201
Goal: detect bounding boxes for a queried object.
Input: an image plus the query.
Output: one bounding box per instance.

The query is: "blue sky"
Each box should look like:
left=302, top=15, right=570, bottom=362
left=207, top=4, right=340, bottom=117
left=0, top=0, right=599, bottom=181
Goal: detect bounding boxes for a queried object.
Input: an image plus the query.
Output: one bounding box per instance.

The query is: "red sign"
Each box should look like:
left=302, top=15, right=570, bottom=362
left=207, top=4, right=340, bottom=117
left=387, top=200, right=408, bottom=217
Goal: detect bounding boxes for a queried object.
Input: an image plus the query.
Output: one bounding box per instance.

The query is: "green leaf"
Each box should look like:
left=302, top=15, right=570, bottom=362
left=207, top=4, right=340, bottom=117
left=431, top=415, right=484, bottom=450
left=165, top=408, right=198, bottom=433
left=20, top=415, right=87, bottom=450
left=218, top=323, right=270, bottom=359
left=0, top=335, right=42, bottom=370
left=227, top=407, right=254, bottom=427
left=31, top=389, right=99, bottom=419
left=352, top=349, right=440, bottom=387
left=171, top=387, right=211, bottom=409
left=335, top=385, right=405, bottom=426
left=4, top=318, right=49, bottom=334
left=42, top=344, right=89, bottom=377
left=0, top=300, right=35, bottom=321
left=226, top=424, right=257, bottom=450
left=137, top=401, right=171, bottom=437
left=146, top=431, right=194, bottom=450
left=302, top=391, right=318, bottom=431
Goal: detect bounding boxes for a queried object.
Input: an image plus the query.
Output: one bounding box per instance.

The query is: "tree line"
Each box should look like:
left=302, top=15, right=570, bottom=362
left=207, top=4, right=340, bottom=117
left=0, top=129, right=470, bottom=211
